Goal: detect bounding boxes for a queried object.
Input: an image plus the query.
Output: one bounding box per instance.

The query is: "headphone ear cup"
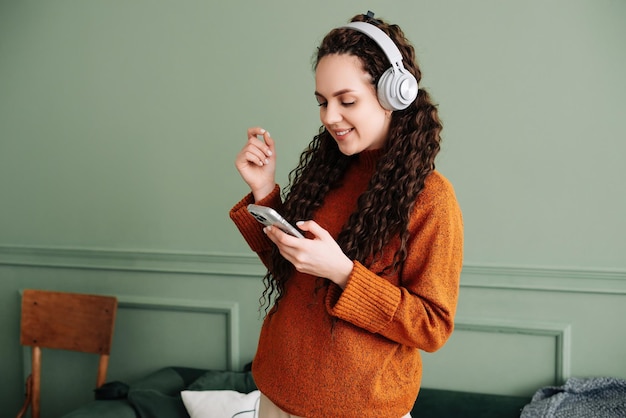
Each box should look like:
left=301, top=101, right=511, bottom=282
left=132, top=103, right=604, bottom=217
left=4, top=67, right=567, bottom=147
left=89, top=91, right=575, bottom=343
left=377, top=67, right=419, bottom=111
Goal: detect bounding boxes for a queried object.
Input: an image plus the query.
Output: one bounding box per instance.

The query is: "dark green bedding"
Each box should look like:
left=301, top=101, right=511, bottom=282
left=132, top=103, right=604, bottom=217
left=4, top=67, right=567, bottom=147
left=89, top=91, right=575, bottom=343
left=62, top=367, right=530, bottom=418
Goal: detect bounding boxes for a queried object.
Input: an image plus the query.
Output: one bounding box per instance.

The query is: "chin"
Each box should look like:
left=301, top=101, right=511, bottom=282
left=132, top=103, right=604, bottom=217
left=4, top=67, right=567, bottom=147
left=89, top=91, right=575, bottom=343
left=337, top=145, right=359, bottom=156
left=334, top=140, right=359, bottom=156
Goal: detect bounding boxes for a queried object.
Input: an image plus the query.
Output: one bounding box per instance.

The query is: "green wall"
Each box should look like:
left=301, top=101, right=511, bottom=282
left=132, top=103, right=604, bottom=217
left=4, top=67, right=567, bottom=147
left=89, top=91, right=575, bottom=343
left=1, top=1, right=625, bottom=416
left=2, top=1, right=626, bottom=264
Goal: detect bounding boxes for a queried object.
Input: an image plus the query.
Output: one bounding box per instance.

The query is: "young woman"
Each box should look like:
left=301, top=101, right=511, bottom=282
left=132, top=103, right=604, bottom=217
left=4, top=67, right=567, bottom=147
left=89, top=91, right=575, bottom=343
left=230, top=12, right=463, bottom=418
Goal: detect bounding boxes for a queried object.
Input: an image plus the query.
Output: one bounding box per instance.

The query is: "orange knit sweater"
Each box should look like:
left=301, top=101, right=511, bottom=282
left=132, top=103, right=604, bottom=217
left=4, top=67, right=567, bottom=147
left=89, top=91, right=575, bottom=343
left=230, top=150, right=463, bottom=418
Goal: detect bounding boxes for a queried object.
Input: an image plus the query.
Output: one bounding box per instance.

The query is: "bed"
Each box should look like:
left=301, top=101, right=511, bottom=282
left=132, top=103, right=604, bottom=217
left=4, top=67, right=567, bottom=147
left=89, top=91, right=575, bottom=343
left=61, top=365, right=531, bottom=418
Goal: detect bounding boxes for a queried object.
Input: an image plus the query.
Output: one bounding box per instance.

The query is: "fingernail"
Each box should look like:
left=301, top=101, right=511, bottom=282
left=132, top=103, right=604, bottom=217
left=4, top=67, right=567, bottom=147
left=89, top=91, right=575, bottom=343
left=260, top=128, right=266, bottom=134
left=265, top=132, right=271, bottom=137
left=264, top=158, right=269, bottom=164
left=266, top=150, right=273, bottom=156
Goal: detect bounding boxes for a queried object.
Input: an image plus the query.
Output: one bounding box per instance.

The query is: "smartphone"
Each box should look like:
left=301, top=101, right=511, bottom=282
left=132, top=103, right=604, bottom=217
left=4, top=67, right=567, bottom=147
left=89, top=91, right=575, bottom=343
left=247, top=204, right=304, bottom=238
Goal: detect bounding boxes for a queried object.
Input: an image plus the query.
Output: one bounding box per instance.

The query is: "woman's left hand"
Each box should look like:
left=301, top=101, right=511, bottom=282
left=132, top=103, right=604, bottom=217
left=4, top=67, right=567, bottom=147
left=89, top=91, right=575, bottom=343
left=263, top=220, right=353, bottom=289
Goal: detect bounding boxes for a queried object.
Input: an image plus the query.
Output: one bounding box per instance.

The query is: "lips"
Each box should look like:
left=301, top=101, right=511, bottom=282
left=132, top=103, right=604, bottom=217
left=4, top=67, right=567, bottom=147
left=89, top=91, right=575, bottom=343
left=334, top=128, right=353, bottom=139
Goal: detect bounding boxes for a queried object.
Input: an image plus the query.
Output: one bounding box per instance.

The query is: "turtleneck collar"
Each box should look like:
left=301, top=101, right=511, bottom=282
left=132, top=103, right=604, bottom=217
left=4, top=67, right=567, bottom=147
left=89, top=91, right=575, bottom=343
left=354, top=148, right=385, bottom=172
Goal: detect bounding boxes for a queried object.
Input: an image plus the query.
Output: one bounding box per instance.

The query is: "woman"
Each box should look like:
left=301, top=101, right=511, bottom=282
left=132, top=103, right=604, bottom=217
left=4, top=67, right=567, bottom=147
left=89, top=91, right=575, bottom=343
left=230, top=11, right=463, bottom=418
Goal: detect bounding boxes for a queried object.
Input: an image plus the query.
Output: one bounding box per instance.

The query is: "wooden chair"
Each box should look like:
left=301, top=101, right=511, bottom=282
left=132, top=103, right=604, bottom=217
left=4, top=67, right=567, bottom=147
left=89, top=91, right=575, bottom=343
left=16, top=289, right=118, bottom=418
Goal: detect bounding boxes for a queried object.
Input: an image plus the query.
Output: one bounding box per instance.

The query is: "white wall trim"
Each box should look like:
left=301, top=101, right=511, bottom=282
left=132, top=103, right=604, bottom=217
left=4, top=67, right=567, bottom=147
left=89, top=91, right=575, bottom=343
left=455, top=317, right=572, bottom=385
left=2, top=245, right=626, bottom=294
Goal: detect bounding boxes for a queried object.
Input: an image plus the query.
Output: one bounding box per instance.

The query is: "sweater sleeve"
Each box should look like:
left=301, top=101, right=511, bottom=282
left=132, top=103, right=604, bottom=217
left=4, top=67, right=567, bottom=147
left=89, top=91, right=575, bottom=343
left=326, top=174, right=464, bottom=352
left=229, top=185, right=282, bottom=269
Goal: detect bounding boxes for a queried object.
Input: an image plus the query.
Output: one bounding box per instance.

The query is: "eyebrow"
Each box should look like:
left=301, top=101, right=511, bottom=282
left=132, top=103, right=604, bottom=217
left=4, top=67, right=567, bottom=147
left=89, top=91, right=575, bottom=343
left=314, top=89, right=356, bottom=99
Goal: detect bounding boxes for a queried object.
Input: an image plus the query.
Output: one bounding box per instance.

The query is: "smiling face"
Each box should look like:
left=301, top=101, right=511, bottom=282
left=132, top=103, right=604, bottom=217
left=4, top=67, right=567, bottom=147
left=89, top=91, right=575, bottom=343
left=315, top=54, right=391, bottom=156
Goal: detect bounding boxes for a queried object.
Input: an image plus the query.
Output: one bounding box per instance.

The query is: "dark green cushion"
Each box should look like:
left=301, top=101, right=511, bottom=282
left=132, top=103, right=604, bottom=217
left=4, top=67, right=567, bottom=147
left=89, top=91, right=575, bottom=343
left=128, top=389, right=189, bottom=418
left=187, top=370, right=257, bottom=393
left=127, top=368, right=257, bottom=418
left=61, top=399, right=137, bottom=418
left=127, top=368, right=190, bottom=418
left=412, top=388, right=530, bottom=418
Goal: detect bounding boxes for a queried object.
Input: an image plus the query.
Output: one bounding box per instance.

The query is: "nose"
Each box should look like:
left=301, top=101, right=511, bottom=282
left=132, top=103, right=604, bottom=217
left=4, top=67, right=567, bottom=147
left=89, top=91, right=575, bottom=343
left=321, top=102, right=342, bottom=126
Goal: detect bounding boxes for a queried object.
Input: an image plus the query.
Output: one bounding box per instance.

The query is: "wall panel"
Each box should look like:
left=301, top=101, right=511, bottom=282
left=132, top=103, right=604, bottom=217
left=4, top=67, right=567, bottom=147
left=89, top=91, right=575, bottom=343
left=112, top=295, right=240, bottom=378
left=3, top=246, right=625, bottom=407
left=422, top=318, right=571, bottom=396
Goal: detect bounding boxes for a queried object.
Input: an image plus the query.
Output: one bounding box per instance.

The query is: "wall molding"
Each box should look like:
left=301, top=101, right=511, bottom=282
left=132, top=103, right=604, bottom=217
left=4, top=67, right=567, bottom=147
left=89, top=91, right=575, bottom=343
left=2, top=245, right=626, bottom=294
left=0, top=245, right=265, bottom=276
left=462, top=263, right=626, bottom=294
left=455, top=317, right=572, bottom=385
left=116, top=295, right=241, bottom=371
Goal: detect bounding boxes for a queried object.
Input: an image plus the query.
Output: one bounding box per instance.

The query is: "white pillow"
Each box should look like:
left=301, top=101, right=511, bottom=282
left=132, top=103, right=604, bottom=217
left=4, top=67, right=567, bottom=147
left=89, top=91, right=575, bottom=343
left=181, top=390, right=260, bottom=418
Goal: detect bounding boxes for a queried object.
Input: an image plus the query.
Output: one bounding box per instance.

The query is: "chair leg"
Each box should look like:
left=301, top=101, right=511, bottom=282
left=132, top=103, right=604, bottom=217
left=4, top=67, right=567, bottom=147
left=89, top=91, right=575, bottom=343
left=96, top=354, right=110, bottom=388
left=15, top=374, right=32, bottom=418
left=31, top=346, right=41, bottom=418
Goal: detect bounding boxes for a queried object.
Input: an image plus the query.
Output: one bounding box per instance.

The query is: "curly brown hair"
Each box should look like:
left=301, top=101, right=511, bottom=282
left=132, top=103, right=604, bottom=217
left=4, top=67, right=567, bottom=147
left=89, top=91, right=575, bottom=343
left=260, top=13, right=443, bottom=312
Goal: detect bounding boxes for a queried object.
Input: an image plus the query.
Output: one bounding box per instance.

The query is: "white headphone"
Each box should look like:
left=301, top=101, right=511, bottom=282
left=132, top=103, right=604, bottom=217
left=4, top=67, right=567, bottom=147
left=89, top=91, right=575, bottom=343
left=342, top=21, right=419, bottom=111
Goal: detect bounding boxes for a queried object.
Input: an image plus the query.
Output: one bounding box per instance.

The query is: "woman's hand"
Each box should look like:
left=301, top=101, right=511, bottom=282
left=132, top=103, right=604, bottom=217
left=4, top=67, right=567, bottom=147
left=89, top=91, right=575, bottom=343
left=235, top=127, right=276, bottom=201
left=263, top=220, right=354, bottom=289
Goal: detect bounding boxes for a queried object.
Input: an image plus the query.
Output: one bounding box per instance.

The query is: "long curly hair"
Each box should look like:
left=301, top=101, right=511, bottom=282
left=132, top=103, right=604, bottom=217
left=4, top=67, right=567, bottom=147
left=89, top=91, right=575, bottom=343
left=260, top=13, right=443, bottom=312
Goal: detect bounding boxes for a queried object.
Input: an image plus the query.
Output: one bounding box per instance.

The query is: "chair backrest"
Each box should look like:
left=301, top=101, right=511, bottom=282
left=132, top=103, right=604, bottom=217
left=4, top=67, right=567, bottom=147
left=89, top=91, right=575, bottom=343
left=17, top=289, right=118, bottom=418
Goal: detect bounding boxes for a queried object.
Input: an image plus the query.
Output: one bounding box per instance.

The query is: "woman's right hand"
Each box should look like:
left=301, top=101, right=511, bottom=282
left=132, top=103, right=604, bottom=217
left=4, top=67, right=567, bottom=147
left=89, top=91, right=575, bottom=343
left=235, top=127, right=277, bottom=201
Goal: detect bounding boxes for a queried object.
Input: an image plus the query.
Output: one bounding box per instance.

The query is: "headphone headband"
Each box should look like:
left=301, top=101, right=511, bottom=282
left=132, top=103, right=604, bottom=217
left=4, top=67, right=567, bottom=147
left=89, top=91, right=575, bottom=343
left=342, top=22, right=404, bottom=70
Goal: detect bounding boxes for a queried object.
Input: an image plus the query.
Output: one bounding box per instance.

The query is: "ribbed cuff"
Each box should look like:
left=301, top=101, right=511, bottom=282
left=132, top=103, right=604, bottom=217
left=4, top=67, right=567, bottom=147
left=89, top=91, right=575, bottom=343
left=326, top=261, right=401, bottom=333
left=229, top=185, right=281, bottom=253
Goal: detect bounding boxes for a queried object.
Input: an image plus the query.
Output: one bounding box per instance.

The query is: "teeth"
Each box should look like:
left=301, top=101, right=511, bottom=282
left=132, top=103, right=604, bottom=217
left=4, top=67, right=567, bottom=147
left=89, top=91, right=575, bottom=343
left=336, top=129, right=351, bottom=136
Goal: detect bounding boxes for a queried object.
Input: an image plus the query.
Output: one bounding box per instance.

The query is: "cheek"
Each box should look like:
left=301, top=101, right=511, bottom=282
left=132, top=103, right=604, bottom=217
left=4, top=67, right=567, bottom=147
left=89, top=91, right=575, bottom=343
left=363, top=108, right=388, bottom=130
left=366, top=111, right=391, bottom=144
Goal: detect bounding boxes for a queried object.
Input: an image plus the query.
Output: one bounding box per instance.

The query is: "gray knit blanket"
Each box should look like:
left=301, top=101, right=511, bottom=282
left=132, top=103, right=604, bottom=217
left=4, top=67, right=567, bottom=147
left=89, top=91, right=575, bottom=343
left=521, top=377, right=626, bottom=418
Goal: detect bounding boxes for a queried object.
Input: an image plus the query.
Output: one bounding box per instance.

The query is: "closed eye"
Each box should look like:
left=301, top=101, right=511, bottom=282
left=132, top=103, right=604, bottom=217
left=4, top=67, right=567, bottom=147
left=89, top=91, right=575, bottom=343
left=317, top=101, right=355, bottom=108
left=315, top=90, right=356, bottom=108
